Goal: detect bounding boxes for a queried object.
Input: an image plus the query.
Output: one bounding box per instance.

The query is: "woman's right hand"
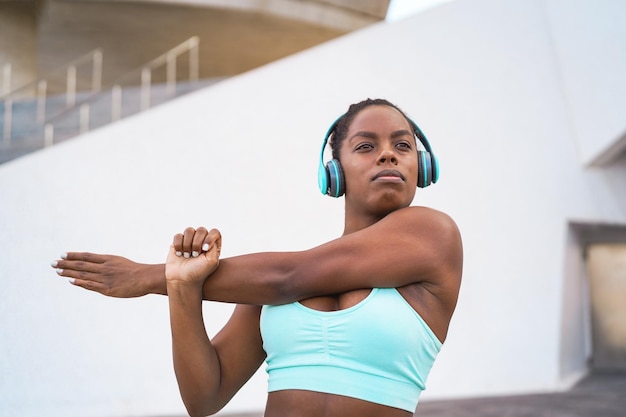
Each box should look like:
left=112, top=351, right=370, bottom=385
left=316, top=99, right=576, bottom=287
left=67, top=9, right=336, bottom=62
left=52, top=252, right=163, bottom=298
left=165, top=227, right=222, bottom=288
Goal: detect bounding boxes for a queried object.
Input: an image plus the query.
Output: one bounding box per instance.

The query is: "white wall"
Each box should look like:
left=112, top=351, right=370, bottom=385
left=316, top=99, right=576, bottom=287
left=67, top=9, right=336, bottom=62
left=1, top=0, right=625, bottom=416
left=544, top=0, right=626, bottom=166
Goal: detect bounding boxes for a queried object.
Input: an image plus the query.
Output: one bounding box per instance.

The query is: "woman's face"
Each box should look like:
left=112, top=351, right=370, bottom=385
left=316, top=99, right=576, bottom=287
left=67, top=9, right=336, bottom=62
left=339, top=105, right=419, bottom=216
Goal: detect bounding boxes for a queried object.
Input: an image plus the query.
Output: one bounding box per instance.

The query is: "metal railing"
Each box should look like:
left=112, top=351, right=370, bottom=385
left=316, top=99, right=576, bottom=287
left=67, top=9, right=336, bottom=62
left=1, top=49, right=103, bottom=146
left=139, top=36, right=199, bottom=112
left=2, top=63, right=12, bottom=144
left=43, top=36, right=200, bottom=145
left=2, top=63, right=10, bottom=96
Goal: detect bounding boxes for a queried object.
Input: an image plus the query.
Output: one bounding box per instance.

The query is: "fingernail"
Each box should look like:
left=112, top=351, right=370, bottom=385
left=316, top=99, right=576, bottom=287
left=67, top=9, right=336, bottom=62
left=60, top=253, right=67, bottom=259
left=183, top=252, right=190, bottom=259
left=67, top=278, right=75, bottom=285
left=192, top=251, right=199, bottom=258
left=202, top=243, right=209, bottom=251
left=56, top=268, right=64, bottom=275
left=51, top=261, right=58, bottom=267
left=175, top=251, right=182, bottom=257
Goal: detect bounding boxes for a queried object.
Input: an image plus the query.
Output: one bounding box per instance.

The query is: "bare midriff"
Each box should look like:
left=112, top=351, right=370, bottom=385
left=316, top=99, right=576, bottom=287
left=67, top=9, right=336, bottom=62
left=264, top=390, right=413, bottom=417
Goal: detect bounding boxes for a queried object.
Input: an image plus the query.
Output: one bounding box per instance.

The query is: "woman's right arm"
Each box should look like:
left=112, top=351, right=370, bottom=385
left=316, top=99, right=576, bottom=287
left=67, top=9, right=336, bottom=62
left=168, top=290, right=265, bottom=416
left=165, top=232, right=266, bottom=416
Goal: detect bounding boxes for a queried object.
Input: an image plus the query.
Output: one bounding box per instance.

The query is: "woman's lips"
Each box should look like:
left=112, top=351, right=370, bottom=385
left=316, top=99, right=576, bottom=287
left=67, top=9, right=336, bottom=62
left=372, top=169, right=405, bottom=182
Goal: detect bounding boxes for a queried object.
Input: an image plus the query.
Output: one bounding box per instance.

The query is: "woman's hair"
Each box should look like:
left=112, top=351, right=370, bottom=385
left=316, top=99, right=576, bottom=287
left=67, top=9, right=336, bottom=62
left=329, top=98, right=415, bottom=160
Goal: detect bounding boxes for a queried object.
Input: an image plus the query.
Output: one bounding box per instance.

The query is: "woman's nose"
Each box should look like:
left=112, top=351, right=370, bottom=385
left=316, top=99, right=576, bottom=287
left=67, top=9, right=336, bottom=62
left=378, top=147, right=397, bottom=164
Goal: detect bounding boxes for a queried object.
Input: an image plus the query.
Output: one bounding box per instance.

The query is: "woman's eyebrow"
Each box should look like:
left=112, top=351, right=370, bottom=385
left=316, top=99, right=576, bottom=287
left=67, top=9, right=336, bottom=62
left=391, top=129, right=414, bottom=138
left=348, top=131, right=378, bottom=141
left=348, top=129, right=413, bottom=142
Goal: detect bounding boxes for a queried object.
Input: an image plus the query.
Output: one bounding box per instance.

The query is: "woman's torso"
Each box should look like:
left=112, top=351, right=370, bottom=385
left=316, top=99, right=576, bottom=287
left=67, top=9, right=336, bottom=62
left=299, top=283, right=448, bottom=346
left=263, top=282, right=450, bottom=417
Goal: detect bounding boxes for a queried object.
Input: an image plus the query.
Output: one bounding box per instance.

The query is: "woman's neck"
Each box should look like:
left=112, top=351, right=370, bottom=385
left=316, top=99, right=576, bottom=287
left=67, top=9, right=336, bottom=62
left=342, top=210, right=385, bottom=236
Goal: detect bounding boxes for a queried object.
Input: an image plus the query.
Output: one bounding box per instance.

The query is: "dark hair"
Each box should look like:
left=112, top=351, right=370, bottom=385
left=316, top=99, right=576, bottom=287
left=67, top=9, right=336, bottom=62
left=329, top=98, right=416, bottom=160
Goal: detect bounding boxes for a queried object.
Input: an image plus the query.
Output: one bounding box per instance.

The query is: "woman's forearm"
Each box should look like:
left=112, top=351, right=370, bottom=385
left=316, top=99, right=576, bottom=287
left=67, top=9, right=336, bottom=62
left=142, top=263, right=168, bottom=296
left=199, top=252, right=295, bottom=305
left=137, top=253, right=293, bottom=305
left=168, top=281, right=222, bottom=417
left=58, top=240, right=318, bottom=305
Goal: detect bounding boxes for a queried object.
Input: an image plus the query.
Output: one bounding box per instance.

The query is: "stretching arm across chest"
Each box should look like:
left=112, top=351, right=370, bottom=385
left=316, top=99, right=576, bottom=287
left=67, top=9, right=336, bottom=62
left=201, top=206, right=462, bottom=305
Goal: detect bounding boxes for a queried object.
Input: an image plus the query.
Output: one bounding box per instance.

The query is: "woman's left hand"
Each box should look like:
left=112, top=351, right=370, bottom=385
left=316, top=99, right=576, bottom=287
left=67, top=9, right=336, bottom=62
left=165, top=227, right=222, bottom=287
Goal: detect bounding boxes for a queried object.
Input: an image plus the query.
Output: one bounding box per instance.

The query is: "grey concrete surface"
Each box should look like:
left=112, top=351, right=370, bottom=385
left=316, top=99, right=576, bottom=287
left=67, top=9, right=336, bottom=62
left=213, top=371, right=625, bottom=417
left=413, top=370, right=625, bottom=417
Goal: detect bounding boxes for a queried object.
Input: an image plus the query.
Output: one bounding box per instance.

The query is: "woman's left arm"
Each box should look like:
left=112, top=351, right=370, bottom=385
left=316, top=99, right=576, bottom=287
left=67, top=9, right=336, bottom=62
left=55, top=206, right=462, bottom=305
left=197, top=206, right=462, bottom=304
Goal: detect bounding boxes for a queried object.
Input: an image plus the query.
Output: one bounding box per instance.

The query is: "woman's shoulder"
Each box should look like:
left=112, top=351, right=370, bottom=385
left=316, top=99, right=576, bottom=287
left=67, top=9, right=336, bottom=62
left=381, top=206, right=463, bottom=266
left=384, top=206, right=460, bottom=234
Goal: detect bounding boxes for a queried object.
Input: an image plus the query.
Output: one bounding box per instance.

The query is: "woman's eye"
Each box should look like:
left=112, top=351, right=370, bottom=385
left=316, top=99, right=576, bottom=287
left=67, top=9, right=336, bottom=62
left=397, top=141, right=412, bottom=149
left=355, top=143, right=374, bottom=151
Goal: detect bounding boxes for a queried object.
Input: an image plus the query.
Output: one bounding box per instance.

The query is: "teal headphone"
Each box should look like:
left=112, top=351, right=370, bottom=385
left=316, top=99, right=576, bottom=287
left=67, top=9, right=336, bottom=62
left=317, top=116, right=439, bottom=197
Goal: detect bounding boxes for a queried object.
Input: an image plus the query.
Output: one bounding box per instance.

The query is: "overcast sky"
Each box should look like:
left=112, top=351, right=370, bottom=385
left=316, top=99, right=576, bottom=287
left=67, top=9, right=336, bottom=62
left=386, top=0, right=455, bottom=21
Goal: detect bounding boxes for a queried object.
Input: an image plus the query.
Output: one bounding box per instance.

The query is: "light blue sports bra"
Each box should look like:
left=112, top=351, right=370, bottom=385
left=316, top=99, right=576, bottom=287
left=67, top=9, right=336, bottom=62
left=260, top=287, right=442, bottom=412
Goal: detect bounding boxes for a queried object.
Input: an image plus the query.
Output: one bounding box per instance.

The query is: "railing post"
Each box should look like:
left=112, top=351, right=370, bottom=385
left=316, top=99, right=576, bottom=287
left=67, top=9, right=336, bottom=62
left=2, top=64, right=12, bottom=144
left=3, top=96, right=12, bottom=144
left=189, top=37, right=199, bottom=82
left=80, top=103, right=90, bottom=134
left=66, top=65, right=76, bottom=107
left=37, top=80, right=47, bottom=124
left=166, top=52, right=176, bottom=98
left=141, top=68, right=151, bottom=111
left=2, top=63, right=10, bottom=95
left=44, top=124, right=54, bottom=147
left=92, top=49, right=103, bottom=93
left=112, top=85, right=122, bottom=122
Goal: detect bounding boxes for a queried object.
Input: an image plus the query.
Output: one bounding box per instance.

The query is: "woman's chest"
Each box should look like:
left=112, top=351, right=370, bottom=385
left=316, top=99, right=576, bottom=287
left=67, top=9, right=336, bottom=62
left=299, top=288, right=373, bottom=311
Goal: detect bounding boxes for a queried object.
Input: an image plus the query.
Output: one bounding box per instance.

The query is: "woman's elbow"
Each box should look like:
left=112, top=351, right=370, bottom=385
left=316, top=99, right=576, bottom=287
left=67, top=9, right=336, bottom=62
left=181, top=391, right=225, bottom=417
left=184, top=401, right=221, bottom=417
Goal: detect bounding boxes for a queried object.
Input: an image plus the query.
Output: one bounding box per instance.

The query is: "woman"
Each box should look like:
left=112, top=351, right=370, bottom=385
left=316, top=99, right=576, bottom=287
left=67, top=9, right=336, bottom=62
left=52, top=98, right=463, bottom=417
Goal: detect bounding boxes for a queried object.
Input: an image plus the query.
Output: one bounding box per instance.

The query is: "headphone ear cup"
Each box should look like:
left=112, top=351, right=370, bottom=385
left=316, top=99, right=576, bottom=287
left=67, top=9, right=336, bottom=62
left=417, top=150, right=433, bottom=188
left=326, top=159, right=345, bottom=197
left=318, top=161, right=329, bottom=195
left=411, top=119, right=439, bottom=188
left=431, top=153, right=439, bottom=184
